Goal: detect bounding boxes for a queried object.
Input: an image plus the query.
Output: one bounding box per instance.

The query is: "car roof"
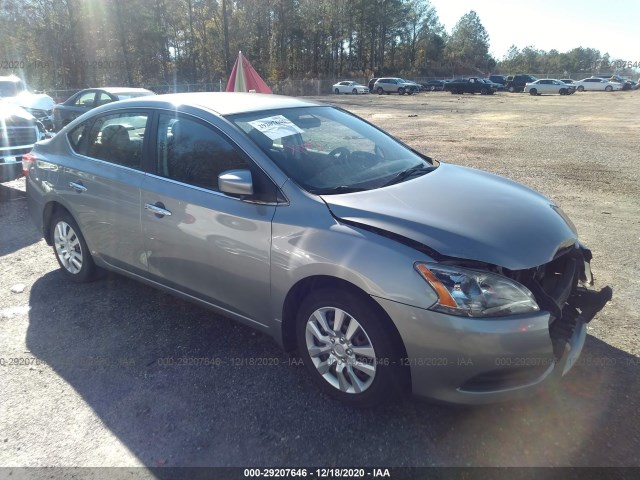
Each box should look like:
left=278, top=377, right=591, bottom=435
left=98, top=87, right=155, bottom=94
left=91, top=92, right=322, bottom=116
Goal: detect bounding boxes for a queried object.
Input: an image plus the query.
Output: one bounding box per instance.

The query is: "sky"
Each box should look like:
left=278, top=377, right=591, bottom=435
left=429, top=0, right=640, bottom=61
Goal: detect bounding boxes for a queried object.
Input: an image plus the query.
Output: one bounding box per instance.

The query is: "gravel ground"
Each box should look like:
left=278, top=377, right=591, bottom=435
left=0, top=90, right=639, bottom=470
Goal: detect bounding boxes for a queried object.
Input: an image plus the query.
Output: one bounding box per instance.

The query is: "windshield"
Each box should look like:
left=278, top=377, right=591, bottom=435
left=229, top=106, right=435, bottom=194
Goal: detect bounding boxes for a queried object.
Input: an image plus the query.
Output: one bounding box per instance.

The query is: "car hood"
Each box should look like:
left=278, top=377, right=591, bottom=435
left=0, top=103, right=36, bottom=122
left=321, top=163, right=579, bottom=270
left=7, top=92, right=55, bottom=111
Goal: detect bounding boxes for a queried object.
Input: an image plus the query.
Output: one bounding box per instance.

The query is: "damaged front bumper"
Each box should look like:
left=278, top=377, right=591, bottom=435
left=375, top=245, right=612, bottom=405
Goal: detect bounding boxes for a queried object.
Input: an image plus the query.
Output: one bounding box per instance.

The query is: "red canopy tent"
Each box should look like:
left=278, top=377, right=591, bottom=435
left=226, top=51, right=273, bottom=94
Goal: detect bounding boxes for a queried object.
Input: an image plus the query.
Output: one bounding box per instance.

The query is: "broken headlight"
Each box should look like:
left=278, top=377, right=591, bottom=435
left=415, top=263, right=540, bottom=317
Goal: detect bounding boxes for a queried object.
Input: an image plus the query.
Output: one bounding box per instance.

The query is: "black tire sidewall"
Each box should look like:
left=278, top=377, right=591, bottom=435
left=295, top=288, right=407, bottom=407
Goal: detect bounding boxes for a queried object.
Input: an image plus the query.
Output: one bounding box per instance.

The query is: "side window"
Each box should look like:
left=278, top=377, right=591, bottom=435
left=156, top=113, right=251, bottom=193
left=84, top=112, right=148, bottom=169
left=74, top=92, right=96, bottom=108
left=96, top=92, right=113, bottom=107
left=67, top=121, right=92, bottom=154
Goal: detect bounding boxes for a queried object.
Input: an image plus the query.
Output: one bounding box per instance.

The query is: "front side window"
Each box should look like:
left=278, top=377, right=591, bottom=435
left=74, top=92, right=96, bottom=108
left=230, top=106, right=435, bottom=194
left=84, top=112, right=149, bottom=169
left=156, top=113, right=252, bottom=193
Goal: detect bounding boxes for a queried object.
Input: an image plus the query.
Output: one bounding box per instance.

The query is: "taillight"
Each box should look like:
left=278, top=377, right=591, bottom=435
left=22, top=153, right=36, bottom=177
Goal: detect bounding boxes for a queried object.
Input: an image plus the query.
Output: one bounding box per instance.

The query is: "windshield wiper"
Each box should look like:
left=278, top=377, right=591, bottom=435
left=313, top=185, right=367, bottom=195
left=381, top=163, right=436, bottom=187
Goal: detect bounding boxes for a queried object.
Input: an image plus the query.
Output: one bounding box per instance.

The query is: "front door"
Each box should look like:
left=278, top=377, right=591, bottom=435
left=140, top=112, right=276, bottom=324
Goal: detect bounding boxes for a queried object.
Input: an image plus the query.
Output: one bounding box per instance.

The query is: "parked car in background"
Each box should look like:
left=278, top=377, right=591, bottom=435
left=0, top=103, right=44, bottom=181
left=0, top=74, right=55, bottom=131
left=398, top=78, right=424, bottom=92
left=444, top=77, right=497, bottom=95
left=489, top=75, right=507, bottom=90
left=525, top=79, right=576, bottom=96
left=332, top=81, right=369, bottom=95
left=368, top=78, right=379, bottom=93
left=373, top=78, right=419, bottom=95
left=608, top=75, right=635, bottom=91
left=505, top=74, right=538, bottom=92
left=574, top=77, right=623, bottom=92
left=25, top=92, right=611, bottom=406
left=52, top=87, right=155, bottom=131
left=422, top=80, right=445, bottom=91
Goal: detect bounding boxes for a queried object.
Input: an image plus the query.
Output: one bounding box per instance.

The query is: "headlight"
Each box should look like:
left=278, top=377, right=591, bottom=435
left=415, top=263, right=539, bottom=317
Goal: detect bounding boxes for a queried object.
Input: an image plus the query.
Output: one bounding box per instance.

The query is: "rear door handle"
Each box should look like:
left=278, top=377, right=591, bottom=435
left=145, top=203, right=172, bottom=217
left=68, top=181, right=87, bottom=193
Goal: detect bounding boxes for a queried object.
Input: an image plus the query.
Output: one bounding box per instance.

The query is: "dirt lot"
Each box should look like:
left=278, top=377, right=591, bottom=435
left=1, top=90, right=639, bottom=471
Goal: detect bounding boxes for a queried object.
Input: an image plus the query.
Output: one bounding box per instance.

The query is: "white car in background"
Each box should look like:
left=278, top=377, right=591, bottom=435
left=524, top=79, right=576, bottom=95
left=574, top=77, right=623, bottom=92
left=332, top=81, right=369, bottom=94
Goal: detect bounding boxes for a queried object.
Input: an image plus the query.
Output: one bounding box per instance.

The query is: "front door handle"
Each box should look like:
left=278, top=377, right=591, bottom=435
left=145, top=203, right=172, bottom=217
left=68, top=181, right=87, bottom=193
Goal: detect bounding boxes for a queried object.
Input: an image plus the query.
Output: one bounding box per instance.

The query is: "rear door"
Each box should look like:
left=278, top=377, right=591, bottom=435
left=139, top=111, right=278, bottom=324
left=62, top=109, right=150, bottom=274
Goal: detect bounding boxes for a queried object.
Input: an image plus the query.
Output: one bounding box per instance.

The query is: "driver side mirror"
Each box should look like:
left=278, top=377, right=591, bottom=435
left=218, top=169, right=254, bottom=196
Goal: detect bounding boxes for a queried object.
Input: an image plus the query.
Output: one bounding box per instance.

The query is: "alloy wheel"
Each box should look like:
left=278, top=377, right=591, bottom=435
left=53, top=221, right=83, bottom=274
left=304, top=306, right=377, bottom=394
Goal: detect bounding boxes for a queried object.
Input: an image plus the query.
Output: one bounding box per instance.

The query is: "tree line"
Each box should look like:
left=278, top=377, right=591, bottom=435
left=0, top=0, right=633, bottom=91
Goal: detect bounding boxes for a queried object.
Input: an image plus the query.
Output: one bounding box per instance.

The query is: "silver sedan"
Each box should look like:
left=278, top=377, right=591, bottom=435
left=25, top=93, right=611, bottom=406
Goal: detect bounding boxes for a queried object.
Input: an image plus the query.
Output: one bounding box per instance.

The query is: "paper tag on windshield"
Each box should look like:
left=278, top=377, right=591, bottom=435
left=248, top=115, right=304, bottom=140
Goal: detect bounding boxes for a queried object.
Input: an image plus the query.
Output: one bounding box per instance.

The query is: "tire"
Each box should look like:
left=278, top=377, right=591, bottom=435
left=334, top=88, right=340, bottom=94
left=352, top=88, right=357, bottom=94
left=577, top=86, right=584, bottom=92
left=508, top=85, right=516, bottom=93
left=529, top=88, right=537, bottom=96
left=377, top=87, right=384, bottom=95
left=430, top=86, right=436, bottom=91
left=50, top=210, right=98, bottom=282
left=398, top=87, right=405, bottom=95
left=605, top=85, right=612, bottom=92
left=559, top=88, right=567, bottom=95
left=296, top=288, right=408, bottom=407
left=480, top=87, right=488, bottom=95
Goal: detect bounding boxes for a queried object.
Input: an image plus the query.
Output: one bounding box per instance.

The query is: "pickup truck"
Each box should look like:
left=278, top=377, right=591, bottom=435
left=443, top=77, right=497, bottom=95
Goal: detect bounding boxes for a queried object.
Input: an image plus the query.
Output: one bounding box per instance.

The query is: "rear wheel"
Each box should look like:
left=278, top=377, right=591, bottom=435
left=559, top=88, right=567, bottom=95
left=577, top=85, right=584, bottom=92
left=508, top=85, right=516, bottom=93
left=334, top=88, right=340, bottom=94
left=529, top=88, right=537, bottom=96
left=398, top=87, right=405, bottom=95
left=605, top=85, right=613, bottom=92
left=377, top=87, right=384, bottom=95
left=480, top=87, right=488, bottom=95
left=296, top=288, right=408, bottom=407
left=51, top=211, right=97, bottom=282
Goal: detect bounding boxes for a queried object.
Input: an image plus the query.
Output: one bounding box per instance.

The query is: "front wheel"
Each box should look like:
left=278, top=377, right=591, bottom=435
left=377, top=87, right=384, bottom=95
left=352, top=88, right=358, bottom=94
left=51, top=211, right=98, bottom=282
left=480, top=87, right=488, bottom=95
left=577, top=86, right=584, bottom=92
left=398, top=87, right=405, bottom=95
left=508, top=86, right=516, bottom=93
left=296, top=288, right=408, bottom=407
left=605, top=85, right=613, bottom=92
left=334, top=88, right=340, bottom=94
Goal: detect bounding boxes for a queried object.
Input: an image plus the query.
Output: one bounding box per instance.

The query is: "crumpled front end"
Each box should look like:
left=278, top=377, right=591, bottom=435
left=379, top=244, right=612, bottom=404
left=505, top=244, right=612, bottom=375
